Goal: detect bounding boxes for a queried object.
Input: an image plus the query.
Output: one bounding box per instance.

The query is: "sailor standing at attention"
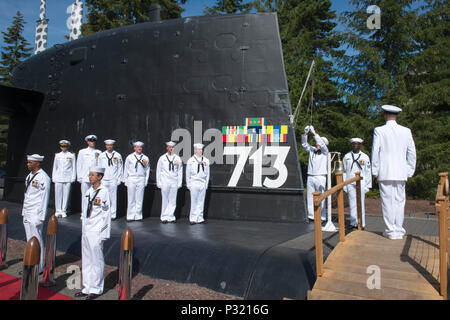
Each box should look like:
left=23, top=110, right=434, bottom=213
left=22, top=154, right=51, bottom=273
left=343, top=138, right=372, bottom=229
left=77, top=135, right=101, bottom=218
left=301, top=125, right=329, bottom=223
left=156, top=141, right=183, bottom=223
left=372, top=105, right=416, bottom=240
left=52, top=140, right=76, bottom=218
left=99, top=139, right=123, bottom=220
left=186, top=143, right=210, bottom=225
left=74, top=167, right=111, bottom=300
left=123, top=141, right=150, bottom=221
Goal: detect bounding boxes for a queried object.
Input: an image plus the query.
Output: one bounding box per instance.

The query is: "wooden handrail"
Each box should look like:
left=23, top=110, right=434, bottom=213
left=313, top=172, right=363, bottom=278
left=314, top=175, right=362, bottom=205
left=435, top=172, right=449, bottom=300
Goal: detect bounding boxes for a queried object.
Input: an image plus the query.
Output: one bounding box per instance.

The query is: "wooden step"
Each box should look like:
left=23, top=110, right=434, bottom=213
left=321, top=269, right=440, bottom=296
left=308, top=288, right=370, bottom=300
left=312, top=277, right=442, bottom=300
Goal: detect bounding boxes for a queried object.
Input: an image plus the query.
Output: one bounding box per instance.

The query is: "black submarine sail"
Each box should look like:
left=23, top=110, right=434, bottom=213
left=2, top=12, right=307, bottom=222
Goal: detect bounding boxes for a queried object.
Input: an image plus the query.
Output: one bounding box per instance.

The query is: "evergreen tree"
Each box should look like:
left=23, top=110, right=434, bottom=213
left=0, top=11, right=32, bottom=85
left=82, top=0, right=187, bottom=36
left=401, top=0, right=450, bottom=198
left=254, top=0, right=345, bottom=176
left=203, top=0, right=252, bottom=15
left=339, top=0, right=449, bottom=198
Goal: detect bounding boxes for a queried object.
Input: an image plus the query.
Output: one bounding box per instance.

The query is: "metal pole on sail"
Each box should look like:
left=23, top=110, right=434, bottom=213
left=290, top=60, right=315, bottom=125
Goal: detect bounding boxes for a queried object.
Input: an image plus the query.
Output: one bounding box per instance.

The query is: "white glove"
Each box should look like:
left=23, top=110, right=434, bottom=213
left=304, top=126, right=310, bottom=134
left=309, top=126, right=316, bottom=135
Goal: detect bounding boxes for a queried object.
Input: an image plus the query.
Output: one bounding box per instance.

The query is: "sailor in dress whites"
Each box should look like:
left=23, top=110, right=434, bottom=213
left=99, top=139, right=123, bottom=220
left=123, top=141, right=150, bottom=221
left=77, top=135, right=101, bottom=217
left=74, top=166, right=111, bottom=300
left=301, top=125, right=329, bottom=222
left=371, top=105, right=416, bottom=240
left=52, top=140, right=76, bottom=218
left=22, top=154, right=51, bottom=273
left=343, top=138, right=372, bottom=228
left=156, top=141, right=183, bottom=223
left=186, top=143, right=210, bottom=224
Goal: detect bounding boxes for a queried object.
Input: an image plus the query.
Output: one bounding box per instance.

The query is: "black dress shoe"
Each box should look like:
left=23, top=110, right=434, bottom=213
left=308, top=218, right=314, bottom=223
left=161, top=220, right=168, bottom=224
left=74, top=292, right=88, bottom=298
left=190, top=222, right=196, bottom=225
left=198, top=221, right=206, bottom=224
left=169, top=220, right=176, bottom=223
left=86, top=293, right=100, bottom=300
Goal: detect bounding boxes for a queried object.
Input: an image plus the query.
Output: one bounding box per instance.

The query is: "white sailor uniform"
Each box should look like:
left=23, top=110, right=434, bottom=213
left=22, top=168, right=51, bottom=272
left=186, top=155, right=210, bottom=223
left=372, top=119, right=416, bottom=239
left=77, top=147, right=101, bottom=215
left=99, top=151, right=123, bottom=219
left=343, top=150, right=372, bottom=227
left=81, top=184, right=111, bottom=295
left=123, top=153, right=150, bottom=220
left=301, top=133, right=328, bottom=220
left=156, top=153, right=183, bottom=222
left=52, top=151, right=76, bottom=217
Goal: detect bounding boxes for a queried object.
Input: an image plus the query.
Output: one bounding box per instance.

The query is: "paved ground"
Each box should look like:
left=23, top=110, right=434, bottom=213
left=1, top=238, right=240, bottom=300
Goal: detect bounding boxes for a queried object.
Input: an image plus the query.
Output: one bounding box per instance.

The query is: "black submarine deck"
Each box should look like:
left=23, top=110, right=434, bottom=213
left=2, top=200, right=318, bottom=300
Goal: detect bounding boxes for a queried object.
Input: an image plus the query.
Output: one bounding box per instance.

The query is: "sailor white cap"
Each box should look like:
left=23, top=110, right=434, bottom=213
left=89, top=166, right=105, bottom=174
left=350, top=138, right=363, bottom=144
left=59, top=140, right=71, bottom=146
left=27, top=154, right=44, bottom=162
left=104, top=139, right=116, bottom=145
left=85, top=134, right=98, bottom=141
left=321, top=137, right=329, bottom=146
left=133, top=141, right=144, bottom=147
left=193, top=143, right=204, bottom=149
left=166, top=141, right=176, bottom=147
left=381, top=105, right=402, bottom=113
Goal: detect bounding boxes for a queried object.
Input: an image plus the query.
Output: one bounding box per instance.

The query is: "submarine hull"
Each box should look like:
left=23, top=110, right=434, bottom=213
left=5, top=13, right=306, bottom=222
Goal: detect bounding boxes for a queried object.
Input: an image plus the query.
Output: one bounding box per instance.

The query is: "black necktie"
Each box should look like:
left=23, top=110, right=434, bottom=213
left=351, top=153, right=362, bottom=171
left=195, top=157, right=204, bottom=173
left=25, top=172, right=39, bottom=193
left=166, top=155, right=175, bottom=171
left=106, top=152, right=115, bottom=167
left=134, top=155, right=145, bottom=171
left=86, top=189, right=101, bottom=218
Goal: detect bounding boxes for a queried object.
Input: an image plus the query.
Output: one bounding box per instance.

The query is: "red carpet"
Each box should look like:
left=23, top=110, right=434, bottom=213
left=0, top=271, right=73, bottom=300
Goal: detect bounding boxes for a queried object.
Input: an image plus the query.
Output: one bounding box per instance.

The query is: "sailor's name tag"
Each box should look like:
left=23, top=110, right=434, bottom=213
left=94, top=197, right=101, bottom=206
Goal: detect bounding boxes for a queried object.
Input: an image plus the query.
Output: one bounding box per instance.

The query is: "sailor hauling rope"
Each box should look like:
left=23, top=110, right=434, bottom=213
left=156, top=141, right=183, bottom=223
left=123, top=141, right=150, bottom=221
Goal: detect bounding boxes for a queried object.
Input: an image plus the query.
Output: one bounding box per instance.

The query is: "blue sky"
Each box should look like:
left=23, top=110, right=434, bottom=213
left=0, top=0, right=354, bottom=51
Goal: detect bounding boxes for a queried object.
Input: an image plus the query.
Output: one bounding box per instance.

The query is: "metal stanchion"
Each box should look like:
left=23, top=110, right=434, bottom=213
left=0, top=208, right=8, bottom=270
left=20, top=236, right=41, bottom=300
left=40, top=215, right=58, bottom=287
left=118, top=227, right=134, bottom=300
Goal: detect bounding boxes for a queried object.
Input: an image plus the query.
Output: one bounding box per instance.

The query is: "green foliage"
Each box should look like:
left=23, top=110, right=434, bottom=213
left=82, top=0, right=187, bottom=36
left=0, top=11, right=32, bottom=85
left=204, top=0, right=253, bottom=15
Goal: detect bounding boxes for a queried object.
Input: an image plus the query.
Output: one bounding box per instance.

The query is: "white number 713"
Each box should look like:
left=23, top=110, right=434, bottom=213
left=223, top=146, right=290, bottom=188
